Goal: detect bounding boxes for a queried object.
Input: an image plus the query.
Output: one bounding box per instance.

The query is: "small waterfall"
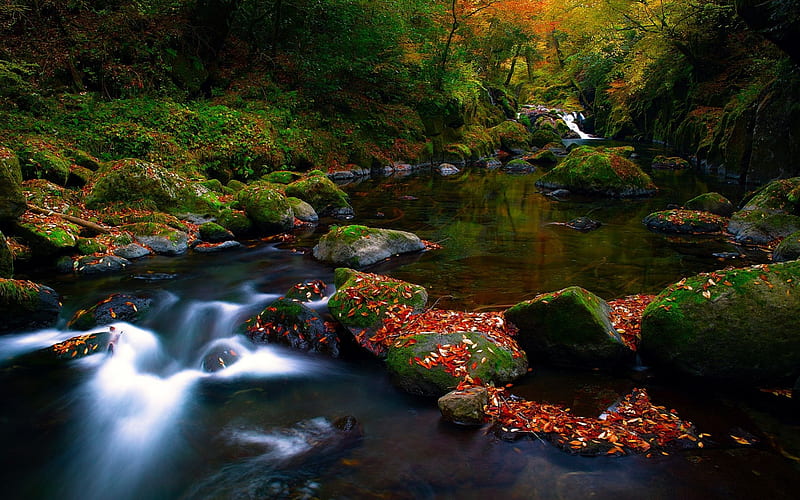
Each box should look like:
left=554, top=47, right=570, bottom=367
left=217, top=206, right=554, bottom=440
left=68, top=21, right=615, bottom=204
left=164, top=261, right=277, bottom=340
left=561, top=112, right=596, bottom=140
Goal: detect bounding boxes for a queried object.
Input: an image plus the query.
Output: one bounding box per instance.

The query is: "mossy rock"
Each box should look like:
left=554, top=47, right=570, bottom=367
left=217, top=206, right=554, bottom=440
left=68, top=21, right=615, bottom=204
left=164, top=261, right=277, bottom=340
left=535, top=146, right=657, bottom=197
left=503, top=158, right=535, bottom=173
left=226, top=179, right=246, bottom=192
left=236, top=184, right=294, bottom=234
left=67, top=149, right=101, bottom=171
left=685, top=192, right=735, bottom=217
left=0, top=146, right=26, bottom=222
left=0, top=278, right=61, bottom=333
left=14, top=218, right=80, bottom=257
left=21, top=179, right=82, bottom=210
left=242, top=297, right=339, bottom=357
left=18, top=144, right=71, bottom=186
left=643, top=209, right=727, bottom=234
left=100, top=211, right=187, bottom=231
left=652, top=155, right=691, bottom=169
left=773, top=230, right=800, bottom=262
left=217, top=209, right=253, bottom=237
left=740, top=177, right=800, bottom=214
left=530, top=128, right=563, bottom=148
left=76, top=238, right=108, bottom=255
left=86, top=158, right=216, bottom=213
left=526, top=149, right=558, bottom=164
left=262, top=170, right=303, bottom=185
left=284, top=171, right=353, bottom=217
left=122, top=222, right=189, bottom=256
left=0, top=231, right=13, bottom=278
left=491, top=120, right=532, bottom=151
left=504, top=286, right=630, bottom=369
left=68, top=293, right=153, bottom=330
left=199, top=222, right=234, bottom=243
left=385, top=331, right=528, bottom=397
left=327, top=268, right=428, bottom=329
left=728, top=178, right=800, bottom=244
left=640, top=261, right=800, bottom=382
left=313, top=225, right=425, bottom=268
left=285, top=279, right=328, bottom=302
left=287, top=197, right=318, bottom=223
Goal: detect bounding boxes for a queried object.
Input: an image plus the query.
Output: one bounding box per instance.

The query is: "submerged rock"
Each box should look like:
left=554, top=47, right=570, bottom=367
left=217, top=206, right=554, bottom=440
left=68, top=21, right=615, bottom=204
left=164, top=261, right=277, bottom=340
left=566, top=217, right=601, bottom=232
left=505, top=286, right=631, bottom=370
left=535, top=145, right=657, bottom=197
left=640, top=261, right=800, bottom=383
left=312, top=225, right=425, bottom=268
left=242, top=297, right=339, bottom=357
left=643, top=209, right=727, bottom=234
left=68, top=293, right=153, bottom=330
left=0, top=278, right=61, bottom=333
left=201, top=343, right=242, bottom=372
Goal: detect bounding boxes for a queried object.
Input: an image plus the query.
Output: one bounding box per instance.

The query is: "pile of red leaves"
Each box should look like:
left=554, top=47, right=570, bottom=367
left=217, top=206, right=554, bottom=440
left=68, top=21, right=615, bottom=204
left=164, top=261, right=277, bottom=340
left=484, top=386, right=701, bottom=456
left=607, top=294, right=655, bottom=351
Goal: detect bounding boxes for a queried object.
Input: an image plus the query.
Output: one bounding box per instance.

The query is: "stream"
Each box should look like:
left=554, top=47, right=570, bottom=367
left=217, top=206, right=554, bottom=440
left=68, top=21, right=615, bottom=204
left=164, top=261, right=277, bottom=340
left=1, top=141, right=799, bottom=499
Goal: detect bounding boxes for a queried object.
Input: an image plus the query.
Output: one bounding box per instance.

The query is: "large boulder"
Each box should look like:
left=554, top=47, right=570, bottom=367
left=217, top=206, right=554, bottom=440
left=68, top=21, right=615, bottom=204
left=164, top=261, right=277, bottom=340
left=504, top=286, right=631, bottom=369
left=122, top=222, right=189, bottom=255
left=0, top=278, right=61, bottom=334
left=535, top=145, right=657, bottom=197
left=242, top=297, right=339, bottom=357
left=0, top=231, right=12, bottom=278
left=284, top=170, right=353, bottom=217
left=684, top=192, right=735, bottom=217
left=14, top=216, right=80, bottom=257
left=640, top=261, right=800, bottom=382
left=773, top=230, right=800, bottom=262
left=727, top=178, right=800, bottom=244
left=0, top=146, right=26, bottom=222
left=643, top=209, right=727, bottom=234
left=18, top=142, right=71, bottom=186
left=313, top=225, right=425, bottom=268
left=235, top=184, right=294, bottom=234
left=67, top=293, right=153, bottom=330
left=287, top=197, right=318, bottom=223
left=85, top=158, right=217, bottom=213
left=385, top=331, right=528, bottom=397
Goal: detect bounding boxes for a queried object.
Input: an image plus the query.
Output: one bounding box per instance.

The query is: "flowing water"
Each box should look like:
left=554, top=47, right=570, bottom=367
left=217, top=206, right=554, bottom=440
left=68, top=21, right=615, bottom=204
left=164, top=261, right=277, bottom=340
left=2, top=142, right=799, bottom=499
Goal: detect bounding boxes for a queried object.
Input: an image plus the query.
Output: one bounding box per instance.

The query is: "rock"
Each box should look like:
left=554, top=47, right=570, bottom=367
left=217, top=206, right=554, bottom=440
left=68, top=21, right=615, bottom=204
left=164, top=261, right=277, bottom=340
left=436, top=163, right=460, bottom=176
left=73, top=255, right=131, bottom=275
left=566, top=217, right=601, bottom=232
left=76, top=237, right=107, bottom=255
left=85, top=158, right=217, bottom=213
left=438, top=386, right=489, bottom=426
left=385, top=331, right=528, bottom=397
left=640, top=261, right=800, bottom=382
left=18, top=143, right=71, bottom=185
left=535, top=145, right=657, bottom=197
left=651, top=155, right=691, bottom=169
left=643, top=209, right=727, bottom=234
left=475, top=157, right=502, bottom=169
left=236, top=184, right=294, bottom=234
left=201, top=343, right=241, bottom=372
left=503, top=158, right=535, bottom=173
left=242, top=297, right=339, bottom=357
left=113, top=243, right=151, bottom=259
left=67, top=293, right=153, bottom=330
left=0, top=278, right=61, bottom=333
left=217, top=209, right=254, bottom=237
left=284, top=279, right=328, bottom=302
left=284, top=170, right=354, bottom=217
left=0, top=146, right=26, bottom=222
left=198, top=221, right=234, bottom=243
left=312, top=224, right=425, bottom=268
left=193, top=240, right=243, bottom=253
left=545, top=188, right=571, bottom=199
left=124, top=222, right=189, bottom=255
left=684, top=192, right=735, bottom=217
left=0, top=231, right=13, bottom=278
left=12, top=329, right=120, bottom=366
left=262, top=170, right=303, bottom=184
left=287, top=197, right=319, bottom=223
left=504, top=286, right=631, bottom=369
left=13, top=217, right=80, bottom=258
left=326, top=268, right=427, bottom=330
left=727, top=177, right=800, bottom=244
left=491, top=120, right=532, bottom=151
left=773, top=230, right=800, bottom=262
left=525, top=149, right=558, bottom=165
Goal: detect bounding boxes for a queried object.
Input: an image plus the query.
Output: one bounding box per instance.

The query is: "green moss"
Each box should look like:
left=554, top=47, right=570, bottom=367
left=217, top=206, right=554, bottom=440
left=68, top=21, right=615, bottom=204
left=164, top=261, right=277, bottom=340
left=0, top=231, right=12, bottom=278
left=262, top=170, right=302, bottom=184
left=19, top=146, right=71, bottom=186
left=217, top=209, right=253, bottom=236
left=0, top=278, right=39, bottom=311
left=76, top=238, right=107, bottom=255
left=236, top=184, right=293, bottom=233
left=284, top=173, right=351, bottom=216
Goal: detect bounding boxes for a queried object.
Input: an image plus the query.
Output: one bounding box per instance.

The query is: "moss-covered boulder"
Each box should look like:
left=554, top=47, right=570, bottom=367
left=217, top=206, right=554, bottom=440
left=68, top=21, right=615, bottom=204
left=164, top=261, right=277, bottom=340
left=287, top=197, right=318, bottom=223
left=491, top=120, right=532, bottom=152
left=313, top=225, right=425, bottom=268
left=216, top=209, right=253, bottom=237
left=727, top=178, right=800, bottom=244
left=327, top=268, right=427, bottom=329
left=640, top=262, right=800, bottom=382
left=242, top=297, right=339, bottom=357
left=643, top=209, right=727, bottom=234
left=525, top=149, right=558, bottom=165
left=14, top=217, right=80, bottom=257
left=530, top=128, right=563, bottom=148
left=535, top=146, right=657, bottom=197
left=284, top=279, right=328, bottom=302
left=122, top=222, right=189, bottom=256
left=385, top=331, right=528, bottom=396
left=262, top=170, right=303, bottom=185
left=85, top=158, right=217, bottom=213
left=68, top=293, right=153, bottom=330
left=0, top=278, right=61, bottom=334
left=0, top=146, right=26, bottom=222
left=684, top=192, right=735, bottom=217
left=773, top=231, right=800, bottom=262
left=18, top=143, right=71, bottom=186
left=236, top=184, right=294, bottom=234
left=503, top=158, right=535, bottom=173
left=504, top=286, right=631, bottom=369
left=652, top=155, right=691, bottom=170
left=438, top=386, right=489, bottom=425
left=0, top=231, right=13, bottom=278
left=198, top=221, right=234, bottom=243
left=284, top=171, right=353, bottom=217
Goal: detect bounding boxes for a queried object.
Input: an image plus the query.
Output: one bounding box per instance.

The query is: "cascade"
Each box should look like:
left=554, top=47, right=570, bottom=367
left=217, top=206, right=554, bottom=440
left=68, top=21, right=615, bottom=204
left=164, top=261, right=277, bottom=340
left=561, top=111, right=597, bottom=139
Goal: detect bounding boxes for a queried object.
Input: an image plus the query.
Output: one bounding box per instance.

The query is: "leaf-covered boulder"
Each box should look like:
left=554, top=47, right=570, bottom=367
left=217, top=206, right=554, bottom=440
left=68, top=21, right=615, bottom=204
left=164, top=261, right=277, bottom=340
left=438, top=386, right=489, bottom=426
left=727, top=177, right=800, bottom=244
left=643, top=209, right=727, bottom=234
left=640, top=262, right=800, bottom=382
left=0, top=231, right=13, bottom=278
left=326, top=268, right=427, bottom=330
left=71, top=255, right=131, bottom=275
left=242, top=297, right=339, bottom=357
left=85, top=158, right=217, bottom=213
left=14, top=216, right=80, bottom=257
left=122, top=222, right=189, bottom=255
left=504, top=286, right=631, bottom=369
left=313, top=225, right=425, bottom=268
left=67, top=293, right=152, bottom=330
left=684, top=192, right=735, bottom=217
left=12, top=329, right=120, bottom=367
left=235, top=184, right=294, bottom=234
left=284, top=170, right=353, bottom=217
left=0, top=278, right=61, bottom=334
left=284, top=279, right=328, bottom=302
left=535, top=145, right=657, bottom=197
left=0, top=146, right=26, bottom=222
left=385, top=331, right=528, bottom=397
left=773, top=230, right=800, bottom=262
